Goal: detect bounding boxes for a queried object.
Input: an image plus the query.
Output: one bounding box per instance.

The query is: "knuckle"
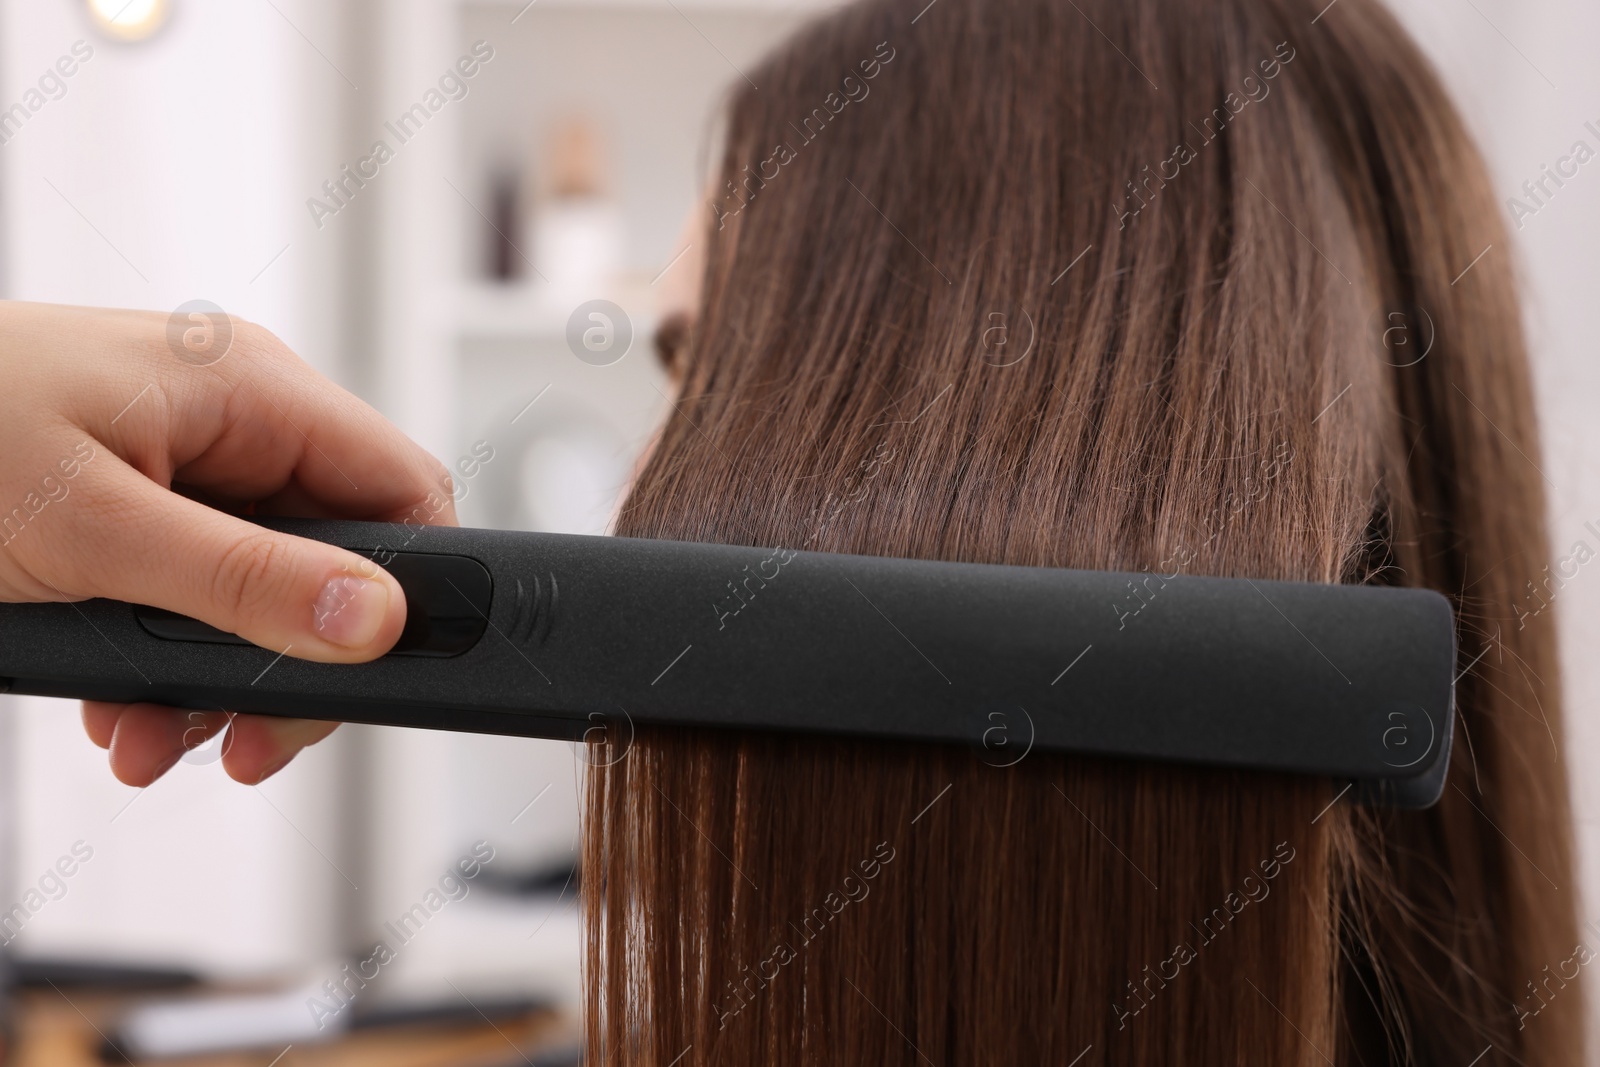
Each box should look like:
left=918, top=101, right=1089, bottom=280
left=233, top=319, right=295, bottom=366
left=212, top=532, right=291, bottom=623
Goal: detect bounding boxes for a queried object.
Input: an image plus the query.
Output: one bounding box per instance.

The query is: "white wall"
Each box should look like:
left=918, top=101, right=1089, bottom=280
left=0, top=0, right=356, bottom=974
left=1384, top=0, right=1600, bottom=1018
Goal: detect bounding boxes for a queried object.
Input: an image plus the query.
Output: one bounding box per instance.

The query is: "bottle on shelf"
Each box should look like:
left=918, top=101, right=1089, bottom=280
left=528, top=115, right=624, bottom=298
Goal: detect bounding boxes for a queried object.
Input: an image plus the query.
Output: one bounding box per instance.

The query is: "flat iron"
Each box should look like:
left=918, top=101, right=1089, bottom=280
left=0, top=519, right=1454, bottom=808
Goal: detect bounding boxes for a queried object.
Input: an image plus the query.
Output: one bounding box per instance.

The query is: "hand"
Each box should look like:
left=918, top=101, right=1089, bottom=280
left=0, top=301, right=457, bottom=786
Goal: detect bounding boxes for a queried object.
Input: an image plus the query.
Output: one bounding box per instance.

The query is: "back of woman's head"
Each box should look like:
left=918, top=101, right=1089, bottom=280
left=585, top=0, right=1580, bottom=1063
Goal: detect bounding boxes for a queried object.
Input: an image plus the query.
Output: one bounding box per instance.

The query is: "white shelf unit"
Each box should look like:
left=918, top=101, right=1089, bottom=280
left=454, top=279, right=658, bottom=341
left=369, top=0, right=812, bottom=443
left=358, top=0, right=808, bottom=1010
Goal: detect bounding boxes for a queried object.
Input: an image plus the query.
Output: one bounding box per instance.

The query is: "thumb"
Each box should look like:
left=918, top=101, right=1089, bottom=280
left=42, top=464, right=407, bottom=663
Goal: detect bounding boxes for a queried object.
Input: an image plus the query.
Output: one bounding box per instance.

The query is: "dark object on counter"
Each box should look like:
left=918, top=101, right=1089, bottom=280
left=13, top=957, right=201, bottom=991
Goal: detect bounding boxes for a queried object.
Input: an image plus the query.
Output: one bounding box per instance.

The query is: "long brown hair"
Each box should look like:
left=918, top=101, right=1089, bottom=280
left=584, top=0, right=1581, bottom=1063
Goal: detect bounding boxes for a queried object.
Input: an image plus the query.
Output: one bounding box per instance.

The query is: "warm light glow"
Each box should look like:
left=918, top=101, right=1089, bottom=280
left=87, top=0, right=170, bottom=42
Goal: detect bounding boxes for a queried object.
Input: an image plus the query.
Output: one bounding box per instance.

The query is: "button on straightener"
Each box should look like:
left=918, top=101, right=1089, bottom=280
left=0, top=518, right=1456, bottom=809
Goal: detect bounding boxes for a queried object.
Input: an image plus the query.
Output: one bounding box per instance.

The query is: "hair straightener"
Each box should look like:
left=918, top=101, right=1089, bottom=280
left=0, top=519, right=1455, bottom=808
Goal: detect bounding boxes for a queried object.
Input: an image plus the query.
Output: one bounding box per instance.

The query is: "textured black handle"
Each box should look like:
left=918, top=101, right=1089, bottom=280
left=0, top=518, right=1455, bottom=807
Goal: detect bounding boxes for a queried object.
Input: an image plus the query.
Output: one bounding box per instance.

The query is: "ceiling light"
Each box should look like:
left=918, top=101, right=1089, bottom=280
left=87, top=0, right=170, bottom=43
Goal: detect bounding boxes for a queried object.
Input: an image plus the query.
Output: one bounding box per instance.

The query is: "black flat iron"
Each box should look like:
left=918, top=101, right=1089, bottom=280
left=0, top=519, right=1455, bottom=808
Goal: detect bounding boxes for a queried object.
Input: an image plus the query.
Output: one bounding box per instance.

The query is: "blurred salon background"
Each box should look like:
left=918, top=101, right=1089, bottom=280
left=0, top=0, right=1594, bottom=1062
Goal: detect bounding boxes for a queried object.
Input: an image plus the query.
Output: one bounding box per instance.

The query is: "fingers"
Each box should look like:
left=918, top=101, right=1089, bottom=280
left=0, top=303, right=454, bottom=789
left=105, top=705, right=222, bottom=787
left=22, top=307, right=459, bottom=531
left=0, top=303, right=448, bottom=790
left=25, top=449, right=409, bottom=662
left=83, top=702, right=338, bottom=786
left=221, top=715, right=339, bottom=784
left=81, top=701, right=121, bottom=749
left=156, top=322, right=460, bottom=528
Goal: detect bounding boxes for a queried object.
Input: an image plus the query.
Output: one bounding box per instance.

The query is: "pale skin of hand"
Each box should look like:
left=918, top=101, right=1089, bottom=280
left=0, top=301, right=457, bottom=786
